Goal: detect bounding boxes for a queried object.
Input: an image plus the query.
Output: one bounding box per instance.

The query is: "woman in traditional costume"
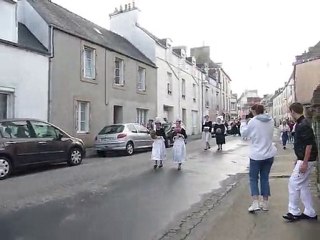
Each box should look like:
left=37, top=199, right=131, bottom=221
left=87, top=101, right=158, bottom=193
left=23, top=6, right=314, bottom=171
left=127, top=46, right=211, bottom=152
left=214, top=117, right=226, bottom=151
left=151, top=118, right=167, bottom=169
left=172, top=119, right=187, bottom=170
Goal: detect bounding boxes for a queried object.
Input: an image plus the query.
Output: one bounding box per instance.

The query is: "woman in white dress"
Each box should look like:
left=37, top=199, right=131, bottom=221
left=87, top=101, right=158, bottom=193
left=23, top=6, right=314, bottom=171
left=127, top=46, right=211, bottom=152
left=151, top=119, right=167, bottom=169
left=172, top=119, right=187, bottom=170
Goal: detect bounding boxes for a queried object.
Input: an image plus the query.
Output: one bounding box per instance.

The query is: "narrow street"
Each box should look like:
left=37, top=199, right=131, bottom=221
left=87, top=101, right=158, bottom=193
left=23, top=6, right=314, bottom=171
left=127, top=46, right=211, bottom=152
left=0, top=137, right=249, bottom=240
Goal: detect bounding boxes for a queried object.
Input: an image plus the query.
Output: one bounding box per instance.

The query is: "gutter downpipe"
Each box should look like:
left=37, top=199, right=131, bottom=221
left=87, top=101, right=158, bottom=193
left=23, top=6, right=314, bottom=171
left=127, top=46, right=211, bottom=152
left=48, top=26, right=54, bottom=122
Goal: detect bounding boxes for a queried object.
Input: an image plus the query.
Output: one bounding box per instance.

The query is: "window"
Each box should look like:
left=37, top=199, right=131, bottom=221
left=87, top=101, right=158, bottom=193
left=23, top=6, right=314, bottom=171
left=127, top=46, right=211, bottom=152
left=193, top=84, right=197, bottom=102
left=182, top=78, right=186, bottom=99
left=76, top=101, right=90, bottom=133
left=83, top=46, right=96, bottom=79
left=0, top=92, right=13, bottom=120
left=167, top=72, right=172, bottom=95
left=205, top=88, right=209, bottom=108
left=137, top=67, right=146, bottom=91
left=31, top=121, right=60, bottom=138
left=136, top=109, right=148, bottom=126
left=0, top=121, right=32, bottom=138
left=115, top=58, right=124, bottom=85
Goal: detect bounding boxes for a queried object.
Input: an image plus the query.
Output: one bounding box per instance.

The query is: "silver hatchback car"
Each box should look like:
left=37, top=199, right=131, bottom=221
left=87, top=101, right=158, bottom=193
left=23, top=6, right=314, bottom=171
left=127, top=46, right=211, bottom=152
left=94, top=123, right=153, bottom=156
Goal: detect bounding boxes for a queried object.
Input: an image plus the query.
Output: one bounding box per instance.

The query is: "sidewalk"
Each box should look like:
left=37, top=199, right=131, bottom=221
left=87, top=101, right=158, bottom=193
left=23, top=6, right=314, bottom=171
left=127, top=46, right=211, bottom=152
left=188, top=142, right=320, bottom=240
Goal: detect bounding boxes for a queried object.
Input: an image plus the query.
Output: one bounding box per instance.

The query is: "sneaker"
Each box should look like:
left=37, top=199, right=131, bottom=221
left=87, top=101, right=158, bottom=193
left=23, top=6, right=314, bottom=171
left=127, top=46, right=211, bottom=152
left=153, top=165, right=158, bottom=169
left=248, top=200, right=260, bottom=213
left=299, top=213, right=318, bottom=220
left=282, top=213, right=300, bottom=221
left=159, top=164, right=163, bottom=168
left=259, top=200, right=269, bottom=211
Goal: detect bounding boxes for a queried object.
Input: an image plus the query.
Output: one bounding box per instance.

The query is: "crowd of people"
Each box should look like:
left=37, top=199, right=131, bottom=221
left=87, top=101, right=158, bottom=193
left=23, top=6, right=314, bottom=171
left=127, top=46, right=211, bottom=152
left=147, top=102, right=318, bottom=222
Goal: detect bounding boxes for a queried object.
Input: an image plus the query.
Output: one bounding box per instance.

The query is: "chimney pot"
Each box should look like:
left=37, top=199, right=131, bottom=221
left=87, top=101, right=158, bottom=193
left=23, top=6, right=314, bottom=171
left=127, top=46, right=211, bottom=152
left=125, top=4, right=128, bottom=11
left=132, top=1, right=135, bottom=8
left=120, top=5, right=123, bottom=11
left=128, top=3, right=131, bottom=10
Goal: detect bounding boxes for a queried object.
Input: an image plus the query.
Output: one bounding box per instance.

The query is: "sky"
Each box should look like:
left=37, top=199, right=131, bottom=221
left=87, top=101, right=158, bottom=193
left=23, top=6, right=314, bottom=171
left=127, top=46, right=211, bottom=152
left=53, top=0, right=320, bottom=96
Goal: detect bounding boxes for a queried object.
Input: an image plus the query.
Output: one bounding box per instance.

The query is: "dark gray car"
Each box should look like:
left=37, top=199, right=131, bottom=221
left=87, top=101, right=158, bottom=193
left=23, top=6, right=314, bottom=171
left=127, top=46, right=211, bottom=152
left=0, top=119, right=86, bottom=180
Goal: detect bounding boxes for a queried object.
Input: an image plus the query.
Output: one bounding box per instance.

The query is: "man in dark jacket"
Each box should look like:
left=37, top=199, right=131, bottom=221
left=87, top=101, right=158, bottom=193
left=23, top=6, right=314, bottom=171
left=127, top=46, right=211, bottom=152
left=283, top=103, right=318, bottom=221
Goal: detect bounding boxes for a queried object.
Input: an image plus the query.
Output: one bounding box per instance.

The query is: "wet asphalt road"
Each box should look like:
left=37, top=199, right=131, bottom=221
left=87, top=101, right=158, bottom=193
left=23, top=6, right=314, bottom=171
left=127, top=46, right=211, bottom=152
left=0, top=137, right=249, bottom=240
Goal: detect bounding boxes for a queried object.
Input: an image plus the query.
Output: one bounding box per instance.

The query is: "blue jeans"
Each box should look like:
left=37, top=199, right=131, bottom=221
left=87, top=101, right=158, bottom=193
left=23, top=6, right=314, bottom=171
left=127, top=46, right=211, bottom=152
left=249, top=158, right=274, bottom=197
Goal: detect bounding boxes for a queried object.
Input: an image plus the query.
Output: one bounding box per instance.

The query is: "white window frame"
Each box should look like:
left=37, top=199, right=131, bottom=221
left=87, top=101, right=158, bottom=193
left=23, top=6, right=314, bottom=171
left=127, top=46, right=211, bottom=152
left=76, top=101, right=90, bottom=133
left=136, top=108, right=148, bottom=126
left=167, top=72, right=172, bottom=95
left=83, top=46, right=96, bottom=79
left=0, top=90, right=14, bottom=120
left=137, top=67, right=146, bottom=92
left=114, top=58, right=125, bottom=86
left=182, top=78, right=186, bottom=99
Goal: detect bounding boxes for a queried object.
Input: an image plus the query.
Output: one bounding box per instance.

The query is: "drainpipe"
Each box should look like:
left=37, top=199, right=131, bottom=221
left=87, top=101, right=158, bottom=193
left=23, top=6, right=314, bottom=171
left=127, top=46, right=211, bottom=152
left=47, top=26, right=54, bottom=122
left=293, top=64, right=297, bottom=102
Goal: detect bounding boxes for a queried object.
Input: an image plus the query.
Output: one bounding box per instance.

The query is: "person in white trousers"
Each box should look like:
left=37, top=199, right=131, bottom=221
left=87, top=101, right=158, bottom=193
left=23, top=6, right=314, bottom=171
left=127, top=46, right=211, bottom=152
left=202, top=115, right=212, bottom=150
left=283, top=102, right=318, bottom=221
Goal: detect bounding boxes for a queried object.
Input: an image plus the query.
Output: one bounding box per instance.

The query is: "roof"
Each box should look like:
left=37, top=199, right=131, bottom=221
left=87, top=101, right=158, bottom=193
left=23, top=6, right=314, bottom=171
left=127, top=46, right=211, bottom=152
left=136, top=24, right=167, bottom=48
left=27, top=0, right=155, bottom=67
left=0, top=23, right=48, bottom=55
left=18, top=23, right=48, bottom=54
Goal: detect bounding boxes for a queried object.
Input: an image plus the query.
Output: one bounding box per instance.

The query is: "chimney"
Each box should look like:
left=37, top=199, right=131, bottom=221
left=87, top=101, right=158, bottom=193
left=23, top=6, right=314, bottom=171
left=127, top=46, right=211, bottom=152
left=125, top=4, right=128, bottom=11
left=119, top=5, right=123, bottom=12
left=133, top=1, right=136, bottom=8
left=128, top=3, right=131, bottom=10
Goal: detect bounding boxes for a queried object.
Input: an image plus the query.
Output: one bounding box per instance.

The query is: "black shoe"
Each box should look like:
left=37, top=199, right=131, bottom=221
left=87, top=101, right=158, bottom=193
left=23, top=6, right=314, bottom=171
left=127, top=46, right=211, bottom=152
left=299, top=213, right=318, bottom=220
left=282, top=213, right=300, bottom=221
left=204, top=148, right=208, bottom=151
left=153, top=165, right=158, bottom=169
left=159, top=164, right=163, bottom=168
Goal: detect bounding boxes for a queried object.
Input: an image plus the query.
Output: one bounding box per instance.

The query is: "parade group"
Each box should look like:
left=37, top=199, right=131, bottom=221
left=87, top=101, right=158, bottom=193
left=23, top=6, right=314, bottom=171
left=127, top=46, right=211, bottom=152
left=147, top=115, right=239, bottom=170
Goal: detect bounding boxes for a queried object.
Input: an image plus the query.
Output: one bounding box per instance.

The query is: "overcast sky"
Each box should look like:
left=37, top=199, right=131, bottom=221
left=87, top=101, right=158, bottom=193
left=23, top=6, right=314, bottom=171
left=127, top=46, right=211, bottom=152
left=53, top=0, right=320, bottom=96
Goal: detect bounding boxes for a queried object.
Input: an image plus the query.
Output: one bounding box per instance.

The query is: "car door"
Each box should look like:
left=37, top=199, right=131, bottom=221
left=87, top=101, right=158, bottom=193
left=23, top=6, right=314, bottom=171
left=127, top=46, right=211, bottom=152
left=30, top=120, right=68, bottom=162
left=0, top=120, right=39, bottom=166
left=135, top=124, right=153, bottom=148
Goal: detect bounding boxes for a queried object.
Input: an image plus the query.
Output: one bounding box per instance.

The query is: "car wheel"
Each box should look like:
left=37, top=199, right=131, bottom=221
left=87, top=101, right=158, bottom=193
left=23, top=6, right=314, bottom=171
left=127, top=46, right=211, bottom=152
left=0, top=157, right=12, bottom=180
left=97, top=151, right=106, bottom=157
left=126, top=142, right=134, bottom=155
left=68, top=147, right=83, bottom=166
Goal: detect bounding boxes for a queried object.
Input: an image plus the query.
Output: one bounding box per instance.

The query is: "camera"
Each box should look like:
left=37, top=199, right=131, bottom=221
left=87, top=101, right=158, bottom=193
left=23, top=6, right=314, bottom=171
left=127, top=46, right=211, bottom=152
left=245, top=112, right=254, bottom=119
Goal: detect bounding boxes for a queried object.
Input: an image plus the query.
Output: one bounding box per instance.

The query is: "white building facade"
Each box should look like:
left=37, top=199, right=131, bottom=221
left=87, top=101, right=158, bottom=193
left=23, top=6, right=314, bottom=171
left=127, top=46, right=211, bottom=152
left=0, top=0, right=49, bottom=121
left=110, top=4, right=204, bottom=134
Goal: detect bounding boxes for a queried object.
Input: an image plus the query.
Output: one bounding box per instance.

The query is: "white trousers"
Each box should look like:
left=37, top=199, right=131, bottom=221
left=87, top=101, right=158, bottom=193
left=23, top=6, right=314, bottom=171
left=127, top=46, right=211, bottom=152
left=203, top=131, right=211, bottom=143
left=288, top=160, right=316, bottom=217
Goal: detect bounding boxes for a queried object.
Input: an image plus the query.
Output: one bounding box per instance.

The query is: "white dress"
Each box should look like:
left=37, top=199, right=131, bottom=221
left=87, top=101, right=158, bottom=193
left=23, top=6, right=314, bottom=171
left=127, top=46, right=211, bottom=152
left=173, top=136, right=186, bottom=163
left=151, top=137, right=166, bottom=161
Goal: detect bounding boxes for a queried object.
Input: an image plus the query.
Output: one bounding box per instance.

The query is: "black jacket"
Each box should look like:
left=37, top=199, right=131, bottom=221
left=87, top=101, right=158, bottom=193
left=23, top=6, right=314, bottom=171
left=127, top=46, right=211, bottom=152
left=294, top=116, right=318, bottom=161
left=202, top=121, right=213, bottom=132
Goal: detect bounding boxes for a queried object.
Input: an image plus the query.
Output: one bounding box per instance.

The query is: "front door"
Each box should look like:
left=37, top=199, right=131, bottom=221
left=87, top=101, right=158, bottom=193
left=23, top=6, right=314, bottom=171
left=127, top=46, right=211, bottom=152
left=30, top=121, right=68, bottom=162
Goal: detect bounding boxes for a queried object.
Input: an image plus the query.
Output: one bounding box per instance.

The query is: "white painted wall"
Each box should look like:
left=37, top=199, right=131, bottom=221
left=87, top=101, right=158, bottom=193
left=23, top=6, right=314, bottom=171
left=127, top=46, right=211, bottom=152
left=110, top=9, right=156, bottom=62
left=0, top=0, right=18, bottom=42
left=0, top=44, right=49, bottom=120
left=18, top=0, right=50, bottom=50
left=110, top=9, right=204, bottom=134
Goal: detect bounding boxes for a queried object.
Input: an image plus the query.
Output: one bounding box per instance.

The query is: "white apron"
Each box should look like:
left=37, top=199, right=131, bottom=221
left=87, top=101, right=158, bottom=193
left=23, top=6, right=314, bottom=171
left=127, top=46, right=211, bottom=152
left=173, top=137, right=186, bottom=163
left=151, top=137, right=166, bottom=161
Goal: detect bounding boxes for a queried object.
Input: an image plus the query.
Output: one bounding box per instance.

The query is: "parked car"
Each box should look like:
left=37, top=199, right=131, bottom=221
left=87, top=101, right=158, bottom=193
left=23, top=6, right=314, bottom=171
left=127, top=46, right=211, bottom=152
left=0, top=119, right=86, bottom=180
left=94, top=123, right=154, bottom=156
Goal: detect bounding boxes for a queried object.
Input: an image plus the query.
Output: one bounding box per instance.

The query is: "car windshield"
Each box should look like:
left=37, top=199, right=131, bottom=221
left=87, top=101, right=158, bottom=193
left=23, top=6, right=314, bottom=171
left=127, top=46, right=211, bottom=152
left=99, top=125, right=124, bottom=135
